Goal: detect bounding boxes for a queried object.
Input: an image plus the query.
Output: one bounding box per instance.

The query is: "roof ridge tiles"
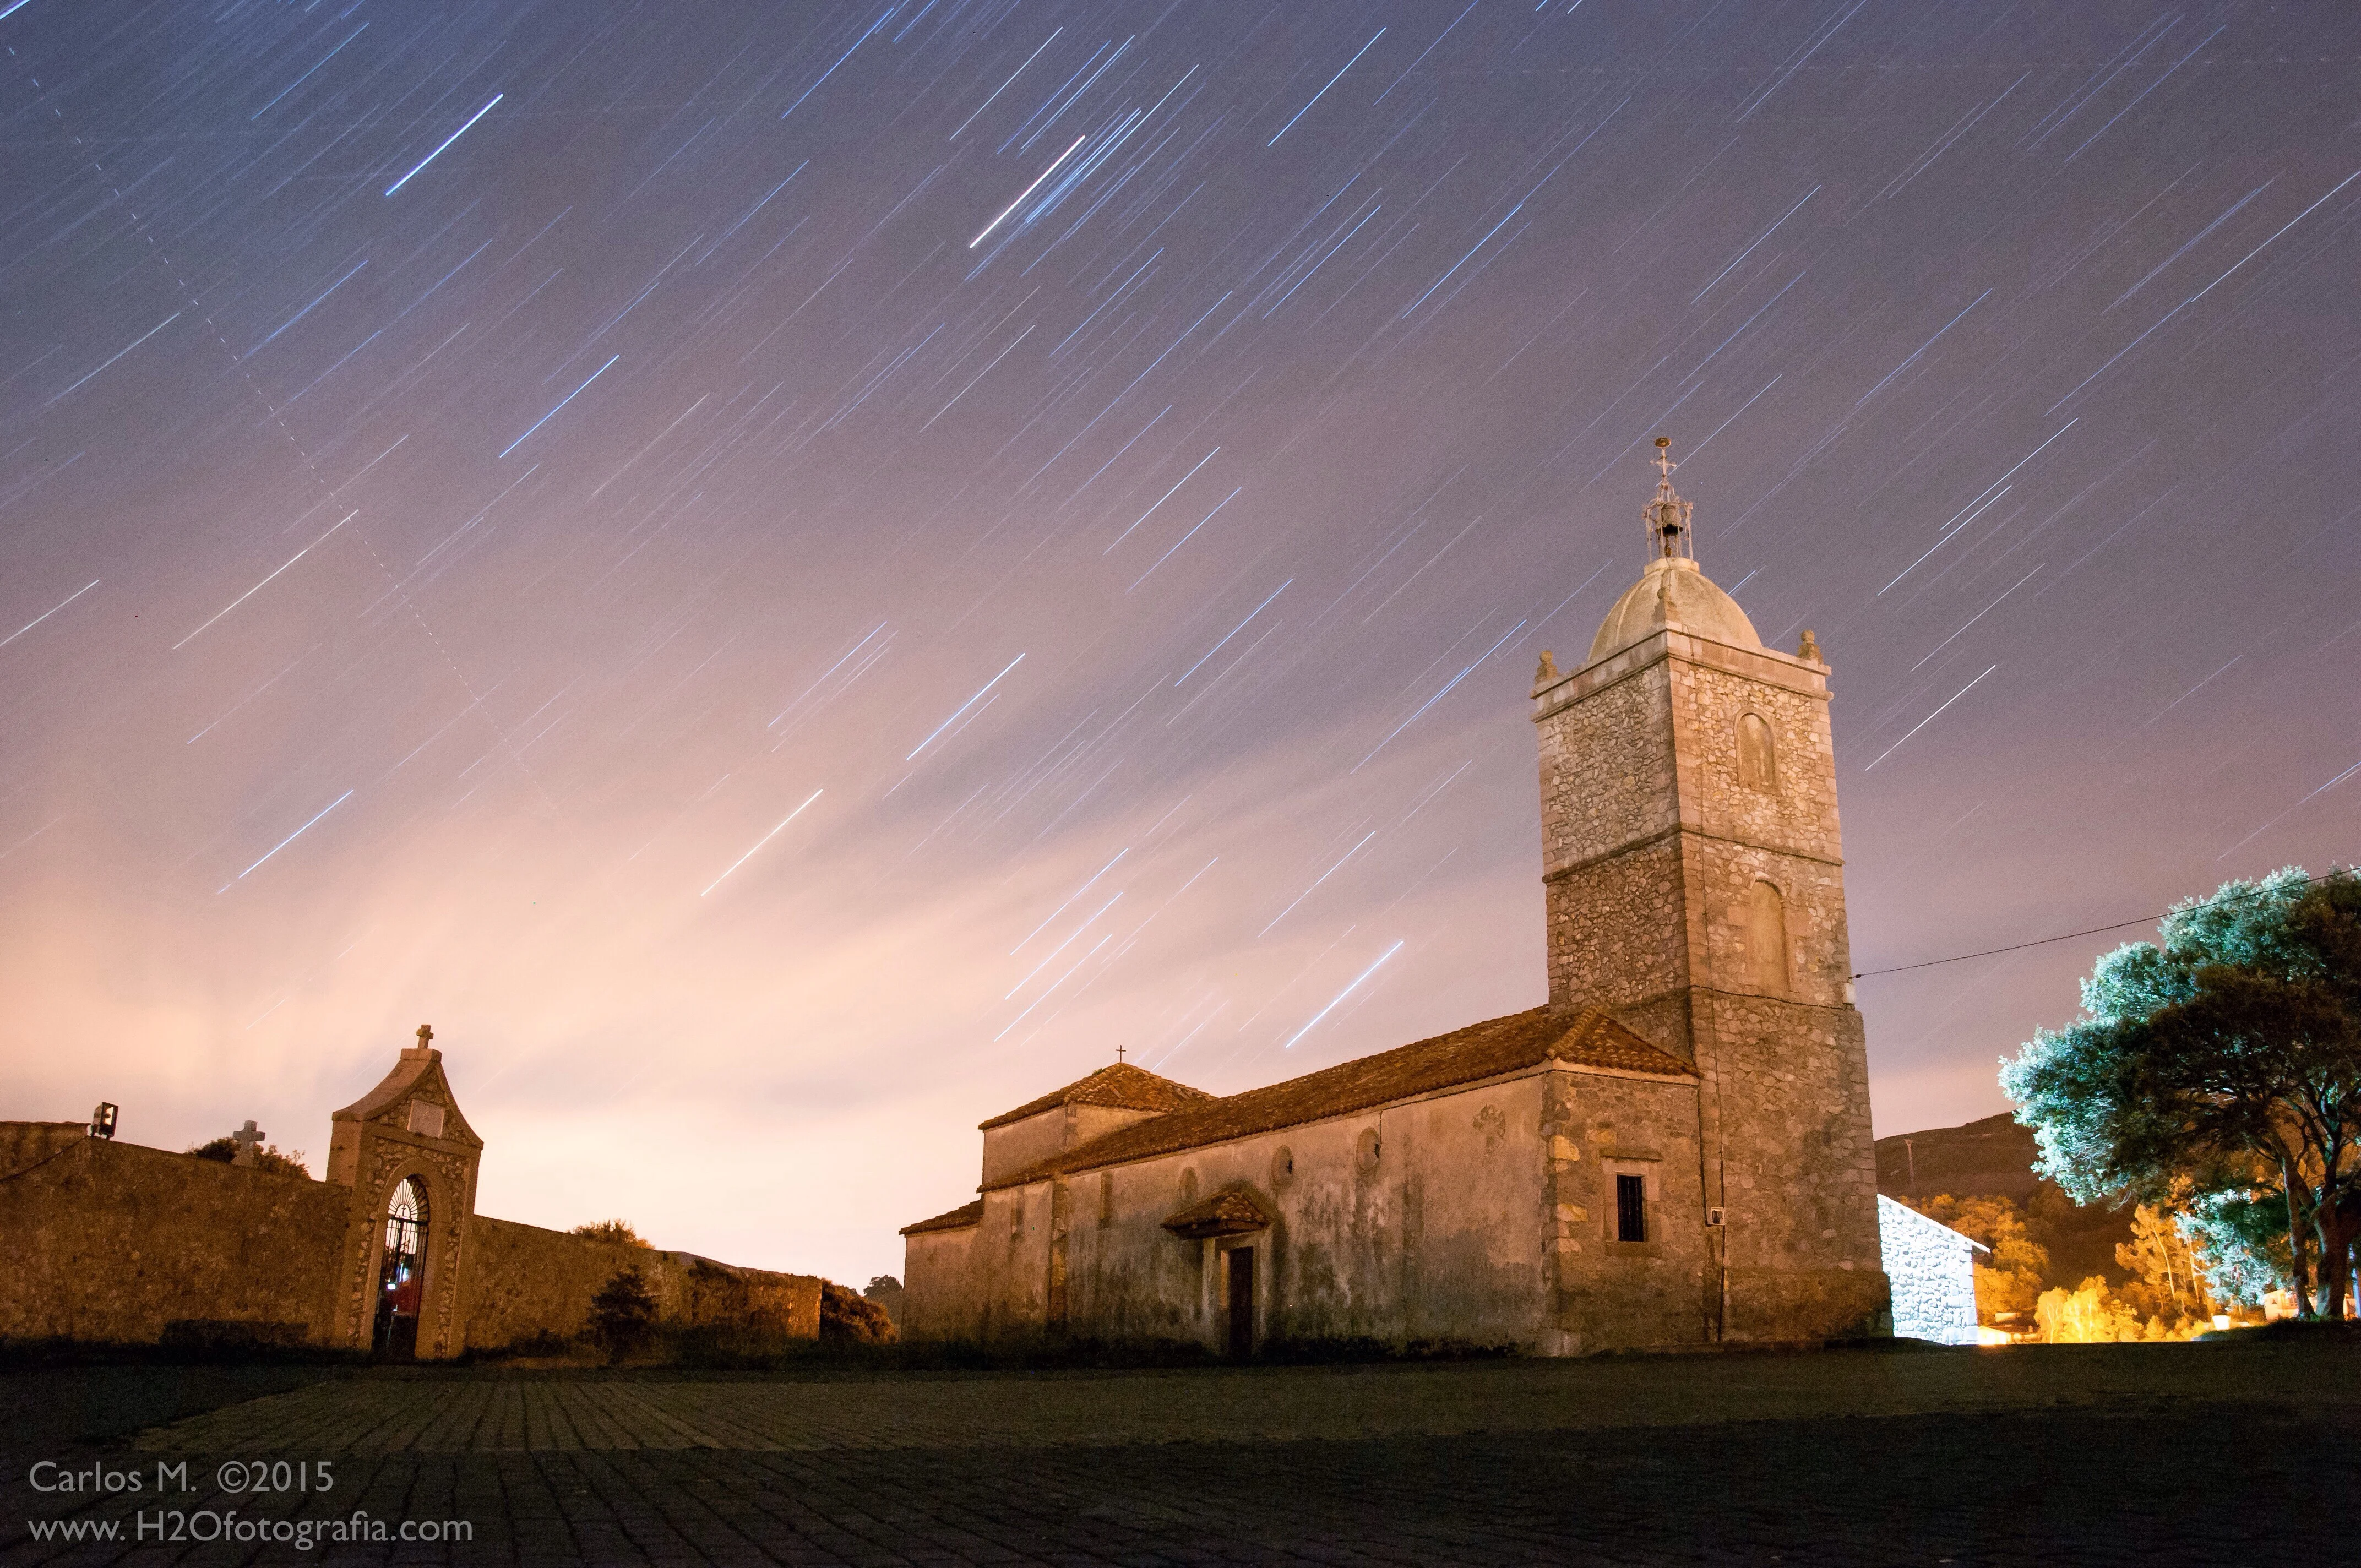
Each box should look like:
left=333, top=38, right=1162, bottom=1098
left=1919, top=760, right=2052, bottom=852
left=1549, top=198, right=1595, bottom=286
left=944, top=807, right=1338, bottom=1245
left=975, top=1004, right=1693, bottom=1192
left=976, top=1060, right=1214, bottom=1130
left=899, top=1198, right=983, bottom=1237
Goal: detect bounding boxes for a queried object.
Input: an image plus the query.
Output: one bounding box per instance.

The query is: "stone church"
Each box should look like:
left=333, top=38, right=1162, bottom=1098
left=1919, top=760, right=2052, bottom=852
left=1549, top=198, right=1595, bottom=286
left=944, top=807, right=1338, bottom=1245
left=1, top=1027, right=819, bottom=1355
left=900, top=447, right=1889, bottom=1354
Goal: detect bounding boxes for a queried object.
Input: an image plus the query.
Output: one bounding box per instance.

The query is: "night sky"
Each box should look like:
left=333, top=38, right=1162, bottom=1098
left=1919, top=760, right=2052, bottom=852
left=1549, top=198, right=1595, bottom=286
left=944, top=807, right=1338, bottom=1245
left=4, top=2, right=2356, bottom=1284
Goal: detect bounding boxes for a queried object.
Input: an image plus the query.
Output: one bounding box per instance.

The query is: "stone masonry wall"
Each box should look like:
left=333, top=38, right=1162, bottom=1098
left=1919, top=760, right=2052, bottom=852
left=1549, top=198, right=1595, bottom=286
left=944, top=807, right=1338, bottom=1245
left=460, top=1216, right=821, bottom=1350
left=899, top=1224, right=981, bottom=1342
left=0, top=1134, right=350, bottom=1347
left=1672, top=657, right=1849, bottom=1010
left=1877, top=1195, right=1979, bottom=1346
left=0, top=1124, right=819, bottom=1353
left=941, top=1183, right=1056, bottom=1341
left=1533, top=619, right=1886, bottom=1344
left=1541, top=1070, right=1713, bottom=1353
left=981, top=1103, right=1162, bottom=1186
left=981, top=1109, right=1068, bottom=1186
left=1535, top=660, right=1677, bottom=876
left=1699, top=991, right=1886, bottom=1340
left=1692, top=837, right=1854, bottom=1006
left=1545, top=836, right=1694, bottom=1023
left=2, top=1122, right=95, bottom=1181
left=1062, top=1075, right=1557, bottom=1351
left=1671, top=660, right=1840, bottom=862
left=1670, top=636, right=1883, bottom=1337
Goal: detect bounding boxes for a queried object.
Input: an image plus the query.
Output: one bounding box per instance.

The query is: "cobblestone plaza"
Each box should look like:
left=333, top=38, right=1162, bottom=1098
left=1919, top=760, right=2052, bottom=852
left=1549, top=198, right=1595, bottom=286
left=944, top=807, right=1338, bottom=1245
left=6, top=1337, right=2354, bottom=1564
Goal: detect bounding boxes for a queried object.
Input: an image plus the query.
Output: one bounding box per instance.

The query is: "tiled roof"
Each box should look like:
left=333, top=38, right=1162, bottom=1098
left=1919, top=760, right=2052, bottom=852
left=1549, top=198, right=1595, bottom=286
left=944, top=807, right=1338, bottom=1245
left=899, top=1199, right=983, bottom=1237
left=978, top=1061, right=1213, bottom=1129
left=1162, top=1186, right=1271, bottom=1239
left=985, top=1006, right=1693, bottom=1190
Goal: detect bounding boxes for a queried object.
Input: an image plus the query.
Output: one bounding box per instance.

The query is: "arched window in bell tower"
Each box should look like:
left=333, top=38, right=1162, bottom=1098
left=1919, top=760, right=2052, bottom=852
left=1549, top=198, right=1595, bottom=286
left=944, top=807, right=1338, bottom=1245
left=1748, top=880, right=1790, bottom=993
left=1737, top=712, right=1779, bottom=793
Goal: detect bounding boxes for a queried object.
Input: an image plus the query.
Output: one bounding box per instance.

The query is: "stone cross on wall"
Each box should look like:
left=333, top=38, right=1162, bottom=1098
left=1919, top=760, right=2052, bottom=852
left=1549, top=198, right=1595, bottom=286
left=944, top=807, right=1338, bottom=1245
left=230, top=1120, right=265, bottom=1167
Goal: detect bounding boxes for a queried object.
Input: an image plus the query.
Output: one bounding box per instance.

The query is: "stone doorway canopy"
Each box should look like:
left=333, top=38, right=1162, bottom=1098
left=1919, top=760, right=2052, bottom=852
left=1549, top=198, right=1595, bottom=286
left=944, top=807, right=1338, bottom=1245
left=1162, top=1186, right=1271, bottom=1240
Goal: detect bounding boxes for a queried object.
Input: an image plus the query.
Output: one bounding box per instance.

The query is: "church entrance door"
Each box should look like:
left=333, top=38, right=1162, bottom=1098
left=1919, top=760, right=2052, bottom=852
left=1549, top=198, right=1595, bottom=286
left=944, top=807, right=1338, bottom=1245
left=1225, top=1247, right=1254, bottom=1358
left=372, top=1177, right=427, bottom=1359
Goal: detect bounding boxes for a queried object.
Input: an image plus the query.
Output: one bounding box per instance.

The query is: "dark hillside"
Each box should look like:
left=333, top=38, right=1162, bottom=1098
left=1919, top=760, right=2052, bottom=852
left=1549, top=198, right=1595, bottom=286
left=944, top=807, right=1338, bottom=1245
left=1875, top=1113, right=2134, bottom=1287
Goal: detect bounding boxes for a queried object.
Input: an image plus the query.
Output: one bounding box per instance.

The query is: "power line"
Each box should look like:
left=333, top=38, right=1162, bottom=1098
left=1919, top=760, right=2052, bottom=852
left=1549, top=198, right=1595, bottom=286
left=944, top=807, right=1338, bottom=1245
left=1851, top=867, right=2351, bottom=981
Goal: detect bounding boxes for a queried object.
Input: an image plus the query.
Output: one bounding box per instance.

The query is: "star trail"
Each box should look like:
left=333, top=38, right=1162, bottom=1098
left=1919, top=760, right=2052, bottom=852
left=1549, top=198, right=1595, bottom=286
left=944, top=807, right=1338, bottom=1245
left=1, top=2, right=2356, bottom=1283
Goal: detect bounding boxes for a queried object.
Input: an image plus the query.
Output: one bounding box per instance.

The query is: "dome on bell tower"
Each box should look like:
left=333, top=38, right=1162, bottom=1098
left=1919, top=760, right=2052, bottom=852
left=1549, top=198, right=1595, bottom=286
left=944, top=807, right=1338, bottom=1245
left=1587, top=557, right=1762, bottom=663
left=1584, top=437, right=1761, bottom=665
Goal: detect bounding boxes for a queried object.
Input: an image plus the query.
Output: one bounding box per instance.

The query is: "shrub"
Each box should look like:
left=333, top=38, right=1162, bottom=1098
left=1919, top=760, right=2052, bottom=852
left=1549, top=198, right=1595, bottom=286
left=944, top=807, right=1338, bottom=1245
left=819, top=1281, right=897, bottom=1344
left=187, top=1137, right=311, bottom=1178
left=586, top=1266, right=658, bottom=1362
left=570, top=1219, right=650, bottom=1246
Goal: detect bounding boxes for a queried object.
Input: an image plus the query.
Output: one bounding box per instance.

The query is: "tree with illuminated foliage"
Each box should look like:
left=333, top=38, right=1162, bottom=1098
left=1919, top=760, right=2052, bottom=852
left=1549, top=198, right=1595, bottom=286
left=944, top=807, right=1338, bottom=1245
left=1912, top=1194, right=2048, bottom=1321
left=2000, top=867, right=2361, bottom=1320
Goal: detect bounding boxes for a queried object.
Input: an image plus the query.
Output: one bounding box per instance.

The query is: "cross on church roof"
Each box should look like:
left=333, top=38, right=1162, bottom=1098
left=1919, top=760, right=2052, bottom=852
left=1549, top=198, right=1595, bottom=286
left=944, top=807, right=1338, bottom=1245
left=416, top=1023, right=433, bottom=1048
left=1115, top=1044, right=1127, bottom=1064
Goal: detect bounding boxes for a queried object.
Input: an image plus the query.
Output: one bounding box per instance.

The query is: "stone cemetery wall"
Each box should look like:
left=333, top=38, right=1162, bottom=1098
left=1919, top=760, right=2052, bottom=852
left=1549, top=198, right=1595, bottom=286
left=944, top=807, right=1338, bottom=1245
left=0, top=1129, right=350, bottom=1347
left=2, top=1120, right=96, bottom=1180
left=460, top=1215, right=821, bottom=1350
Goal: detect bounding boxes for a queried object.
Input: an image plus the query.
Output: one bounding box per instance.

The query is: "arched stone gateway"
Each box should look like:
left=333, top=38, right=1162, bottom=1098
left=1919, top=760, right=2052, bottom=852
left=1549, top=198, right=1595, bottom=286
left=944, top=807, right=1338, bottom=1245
left=373, top=1176, right=429, bottom=1357
left=328, top=1025, right=483, bottom=1358
left=0, top=1023, right=823, bottom=1355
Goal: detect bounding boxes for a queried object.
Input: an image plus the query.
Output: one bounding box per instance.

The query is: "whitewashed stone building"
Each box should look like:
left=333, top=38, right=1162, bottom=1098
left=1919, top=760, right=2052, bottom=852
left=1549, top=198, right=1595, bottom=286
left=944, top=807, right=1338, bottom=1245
left=1876, top=1195, right=1984, bottom=1345
left=902, top=448, right=1890, bottom=1354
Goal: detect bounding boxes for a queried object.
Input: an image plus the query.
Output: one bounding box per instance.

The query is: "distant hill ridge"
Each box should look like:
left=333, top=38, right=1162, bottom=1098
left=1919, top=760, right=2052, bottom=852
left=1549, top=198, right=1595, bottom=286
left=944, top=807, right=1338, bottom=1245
left=1875, top=1111, right=2132, bottom=1287
left=1875, top=1111, right=2041, bottom=1205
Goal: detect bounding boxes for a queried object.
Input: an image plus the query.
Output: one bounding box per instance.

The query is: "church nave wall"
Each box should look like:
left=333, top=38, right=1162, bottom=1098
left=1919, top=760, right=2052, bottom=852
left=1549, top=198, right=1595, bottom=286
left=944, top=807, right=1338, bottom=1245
left=1060, top=1077, right=1557, bottom=1352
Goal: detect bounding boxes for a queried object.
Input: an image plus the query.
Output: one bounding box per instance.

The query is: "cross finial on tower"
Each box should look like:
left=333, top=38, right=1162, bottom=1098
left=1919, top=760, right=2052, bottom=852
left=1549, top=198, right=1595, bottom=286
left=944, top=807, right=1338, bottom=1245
left=416, top=1023, right=434, bottom=1048
left=1643, top=436, right=1695, bottom=562
left=1115, top=1044, right=1127, bottom=1064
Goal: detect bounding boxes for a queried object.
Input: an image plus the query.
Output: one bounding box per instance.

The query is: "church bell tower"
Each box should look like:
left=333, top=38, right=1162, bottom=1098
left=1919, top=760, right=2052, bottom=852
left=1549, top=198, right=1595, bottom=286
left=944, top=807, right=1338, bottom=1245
left=1530, top=439, right=1884, bottom=1340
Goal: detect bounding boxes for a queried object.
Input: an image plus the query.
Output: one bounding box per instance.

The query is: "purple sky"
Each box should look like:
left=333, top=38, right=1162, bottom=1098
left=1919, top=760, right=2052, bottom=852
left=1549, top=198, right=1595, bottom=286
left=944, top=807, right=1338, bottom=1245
left=2, top=1, right=2355, bottom=1286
